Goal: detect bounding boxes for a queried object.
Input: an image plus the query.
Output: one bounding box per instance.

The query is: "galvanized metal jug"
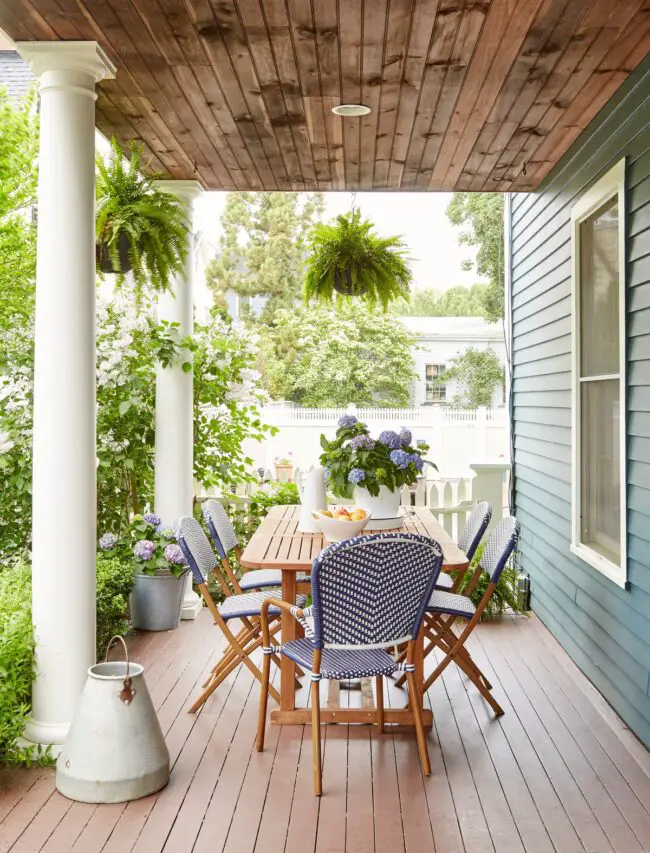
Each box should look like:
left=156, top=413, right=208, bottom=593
left=56, top=636, right=170, bottom=803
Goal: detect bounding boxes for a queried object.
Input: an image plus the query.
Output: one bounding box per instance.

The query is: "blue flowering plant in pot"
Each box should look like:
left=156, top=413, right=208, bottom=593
left=319, top=416, right=434, bottom=520
left=98, top=513, right=190, bottom=632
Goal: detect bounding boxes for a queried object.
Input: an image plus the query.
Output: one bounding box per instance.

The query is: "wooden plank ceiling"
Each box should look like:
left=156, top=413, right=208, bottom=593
left=2, top=0, right=650, bottom=192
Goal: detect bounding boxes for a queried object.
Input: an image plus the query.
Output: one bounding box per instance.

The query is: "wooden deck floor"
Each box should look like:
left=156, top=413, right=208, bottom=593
left=1, top=611, right=650, bottom=853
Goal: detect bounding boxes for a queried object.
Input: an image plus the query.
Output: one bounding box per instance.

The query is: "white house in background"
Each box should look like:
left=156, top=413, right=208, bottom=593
left=399, top=316, right=507, bottom=407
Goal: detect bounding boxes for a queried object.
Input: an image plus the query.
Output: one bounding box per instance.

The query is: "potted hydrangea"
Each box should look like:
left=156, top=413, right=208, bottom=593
left=319, top=416, right=433, bottom=519
left=98, top=512, right=189, bottom=632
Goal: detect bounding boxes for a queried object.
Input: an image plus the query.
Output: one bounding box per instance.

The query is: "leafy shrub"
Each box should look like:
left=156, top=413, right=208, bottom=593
left=96, top=555, right=135, bottom=660
left=249, top=481, right=299, bottom=522
left=0, top=561, right=35, bottom=763
left=458, top=542, right=523, bottom=618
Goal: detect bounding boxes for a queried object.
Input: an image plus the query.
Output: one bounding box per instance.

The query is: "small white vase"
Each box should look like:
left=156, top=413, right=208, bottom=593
left=353, top=485, right=401, bottom=519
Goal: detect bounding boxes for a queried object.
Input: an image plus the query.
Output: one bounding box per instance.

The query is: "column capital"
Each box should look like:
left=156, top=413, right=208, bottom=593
left=154, top=180, right=203, bottom=204
left=16, top=41, right=115, bottom=83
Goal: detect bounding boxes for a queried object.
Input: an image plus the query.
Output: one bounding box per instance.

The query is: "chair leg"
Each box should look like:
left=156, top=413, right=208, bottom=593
left=406, top=669, right=431, bottom=776
left=311, top=679, right=322, bottom=796
left=376, top=676, right=384, bottom=733
left=451, top=650, right=504, bottom=716
left=396, top=635, right=435, bottom=688
left=256, top=648, right=272, bottom=752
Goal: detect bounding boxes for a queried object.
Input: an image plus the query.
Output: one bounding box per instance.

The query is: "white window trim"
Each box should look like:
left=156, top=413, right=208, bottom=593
left=570, top=158, right=628, bottom=589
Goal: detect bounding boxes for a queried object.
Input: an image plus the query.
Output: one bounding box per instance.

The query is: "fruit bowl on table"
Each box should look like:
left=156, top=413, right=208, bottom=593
left=311, top=507, right=372, bottom=542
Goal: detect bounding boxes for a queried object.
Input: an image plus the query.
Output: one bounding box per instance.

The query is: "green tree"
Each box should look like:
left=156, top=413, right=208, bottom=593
left=0, top=85, right=38, bottom=344
left=446, top=193, right=504, bottom=322
left=442, top=347, right=504, bottom=409
left=393, top=284, right=489, bottom=317
left=256, top=305, right=416, bottom=407
left=206, top=191, right=324, bottom=322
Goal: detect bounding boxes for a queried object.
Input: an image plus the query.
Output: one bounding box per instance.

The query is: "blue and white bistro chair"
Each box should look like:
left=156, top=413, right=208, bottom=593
left=422, top=516, right=520, bottom=715
left=176, top=516, right=307, bottom=713
left=256, top=532, right=444, bottom=795
left=394, top=501, right=493, bottom=684
left=432, top=500, right=492, bottom=592
left=438, top=500, right=492, bottom=592
left=202, top=499, right=310, bottom=592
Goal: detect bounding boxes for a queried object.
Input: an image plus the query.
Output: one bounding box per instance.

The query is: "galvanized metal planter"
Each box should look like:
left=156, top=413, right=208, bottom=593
left=130, top=571, right=185, bottom=632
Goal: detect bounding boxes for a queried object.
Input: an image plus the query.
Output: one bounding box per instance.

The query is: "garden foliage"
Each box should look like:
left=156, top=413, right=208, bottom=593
left=95, top=555, right=136, bottom=660
left=0, top=293, right=273, bottom=556
left=0, top=561, right=35, bottom=763
left=256, top=304, right=416, bottom=407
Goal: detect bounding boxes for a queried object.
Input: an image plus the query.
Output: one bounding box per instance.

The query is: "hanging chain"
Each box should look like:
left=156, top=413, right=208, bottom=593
left=350, top=191, right=357, bottom=214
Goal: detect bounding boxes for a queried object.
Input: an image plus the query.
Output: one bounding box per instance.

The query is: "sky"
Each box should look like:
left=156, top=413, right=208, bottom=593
left=193, top=191, right=484, bottom=294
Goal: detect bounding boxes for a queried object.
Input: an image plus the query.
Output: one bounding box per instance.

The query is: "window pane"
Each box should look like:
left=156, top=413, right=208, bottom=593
left=580, top=379, right=620, bottom=565
left=580, top=196, right=619, bottom=377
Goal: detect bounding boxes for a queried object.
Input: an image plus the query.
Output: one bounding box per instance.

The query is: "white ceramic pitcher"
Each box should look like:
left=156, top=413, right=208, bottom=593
left=295, top=465, right=328, bottom=533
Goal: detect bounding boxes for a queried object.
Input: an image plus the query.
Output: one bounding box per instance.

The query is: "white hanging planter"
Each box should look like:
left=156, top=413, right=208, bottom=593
left=353, top=485, right=401, bottom=520
left=56, top=637, right=170, bottom=803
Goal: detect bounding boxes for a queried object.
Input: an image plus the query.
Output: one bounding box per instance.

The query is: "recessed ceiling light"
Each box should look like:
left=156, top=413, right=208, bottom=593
left=331, top=104, right=371, bottom=117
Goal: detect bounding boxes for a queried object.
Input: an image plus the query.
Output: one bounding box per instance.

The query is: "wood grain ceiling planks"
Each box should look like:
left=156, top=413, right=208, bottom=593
left=2, top=0, right=649, bottom=192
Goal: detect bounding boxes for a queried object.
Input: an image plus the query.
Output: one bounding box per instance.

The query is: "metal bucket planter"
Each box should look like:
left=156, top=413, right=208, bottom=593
left=130, top=571, right=185, bottom=632
left=56, top=637, right=170, bottom=803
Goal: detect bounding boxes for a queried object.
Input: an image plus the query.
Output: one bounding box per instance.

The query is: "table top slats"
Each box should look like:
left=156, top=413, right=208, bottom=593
left=240, top=505, right=468, bottom=572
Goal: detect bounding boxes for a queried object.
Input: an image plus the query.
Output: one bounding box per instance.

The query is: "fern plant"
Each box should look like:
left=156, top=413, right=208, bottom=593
left=304, top=209, right=412, bottom=308
left=458, top=543, right=525, bottom=619
left=96, top=139, right=190, bottom=295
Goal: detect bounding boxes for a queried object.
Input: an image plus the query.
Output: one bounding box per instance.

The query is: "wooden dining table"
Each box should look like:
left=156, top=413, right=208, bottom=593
left=240, top=504, right=469, bottom=728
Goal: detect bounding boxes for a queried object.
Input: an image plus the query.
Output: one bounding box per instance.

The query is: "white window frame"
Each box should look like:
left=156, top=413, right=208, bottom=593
left=425, top=363, right=446, bottom=403
left=570, top=158, right=627, bottom=589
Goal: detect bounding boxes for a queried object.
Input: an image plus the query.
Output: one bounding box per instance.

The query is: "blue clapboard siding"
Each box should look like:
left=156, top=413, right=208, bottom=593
left=510, top=54, right=650, bottom=748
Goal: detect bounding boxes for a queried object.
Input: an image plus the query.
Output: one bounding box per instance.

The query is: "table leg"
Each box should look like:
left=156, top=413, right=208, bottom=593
left=280, top=571, right=297, bottom=712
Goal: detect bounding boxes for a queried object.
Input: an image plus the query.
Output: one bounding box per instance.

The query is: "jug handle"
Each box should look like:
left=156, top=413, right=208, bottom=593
left=294, top=467, right=303, bottom=499
left=105, top=635, right=136, bottom=705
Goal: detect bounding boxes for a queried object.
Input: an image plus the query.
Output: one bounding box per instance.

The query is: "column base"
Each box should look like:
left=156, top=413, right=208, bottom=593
left=22, top=717, right=69, bottom=755
left=181, top=592, right=203, bottom=620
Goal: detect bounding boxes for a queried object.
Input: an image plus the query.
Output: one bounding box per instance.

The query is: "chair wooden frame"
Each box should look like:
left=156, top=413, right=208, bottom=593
left=256, top=599, right=430, bottom=796
left=189, top=578, right=283, bottom=711
left=416, top=517, right=520, bottom=715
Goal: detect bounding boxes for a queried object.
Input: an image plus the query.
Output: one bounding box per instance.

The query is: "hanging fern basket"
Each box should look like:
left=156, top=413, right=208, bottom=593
left=304, top=209, right=412, bottom=308
left=95, top=138, right=190, bottom=296
left=333, top=267, right=363, bottom=296
left=96, top=232, right=134, bottom=275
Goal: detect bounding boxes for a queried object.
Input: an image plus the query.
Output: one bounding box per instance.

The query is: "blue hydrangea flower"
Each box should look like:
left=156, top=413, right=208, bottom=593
left=323, top=467, right=331, bottom=481
left=134, top=539, right=155, bottom=560
left=350, top=434, right=376, bottom=450
left=390, top=449, right=411, bottom=469
left=399, top=428, right=412, bottom=447
left=348, top=467, right=366, bottom=484
left=164, top=543, right=185, bottom=565
left=99, top=532, right=118, bottom=551
left=379, top=430, right=402, bottom=450
left=143, top=512, right=161, bottom=527
left=410, top=453, right=424, bottom=472
left=338, top=415, right=358, bottom=429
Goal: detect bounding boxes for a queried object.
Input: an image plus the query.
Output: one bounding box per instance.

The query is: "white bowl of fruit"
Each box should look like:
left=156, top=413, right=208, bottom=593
left=312, top=506, right=372, bottom=542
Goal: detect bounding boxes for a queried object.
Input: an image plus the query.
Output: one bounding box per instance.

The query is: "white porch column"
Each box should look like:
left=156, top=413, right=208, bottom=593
left=154, top=181, right=203, bottom=619
left=16, top=42, right=115, bottom=746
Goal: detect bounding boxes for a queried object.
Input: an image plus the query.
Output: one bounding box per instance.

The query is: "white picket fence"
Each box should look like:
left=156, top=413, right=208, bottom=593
left=250, top=403, right=510, bottom=476
left=263, top=403, right=506, bottom=428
